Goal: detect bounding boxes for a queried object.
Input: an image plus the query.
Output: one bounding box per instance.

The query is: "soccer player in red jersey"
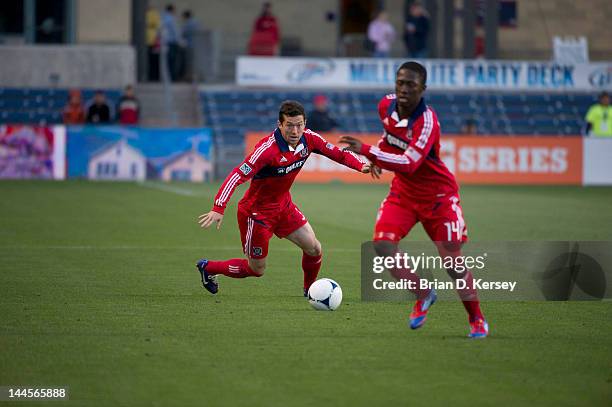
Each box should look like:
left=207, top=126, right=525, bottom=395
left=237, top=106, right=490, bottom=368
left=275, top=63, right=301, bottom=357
left=340, top=62, right=489, bottom=338
left=197, top=100, right=371, bottom=296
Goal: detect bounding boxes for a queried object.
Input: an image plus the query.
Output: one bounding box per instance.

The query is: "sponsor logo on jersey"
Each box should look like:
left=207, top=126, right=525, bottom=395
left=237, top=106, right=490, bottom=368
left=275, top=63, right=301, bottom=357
left=384, top=131, right=409, bottom=151
left=239, top=163, right=252, bottom=175
left=281, top=158, right=307, bottom=174
left=280, top=156, right=288, bottom=162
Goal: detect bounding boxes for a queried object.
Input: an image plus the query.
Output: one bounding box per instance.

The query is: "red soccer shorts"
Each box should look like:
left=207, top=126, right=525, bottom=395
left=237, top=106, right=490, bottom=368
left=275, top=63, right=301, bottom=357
left=237, top=201, right=308, bottom=259
left=373, top=192, right=468, bottom=243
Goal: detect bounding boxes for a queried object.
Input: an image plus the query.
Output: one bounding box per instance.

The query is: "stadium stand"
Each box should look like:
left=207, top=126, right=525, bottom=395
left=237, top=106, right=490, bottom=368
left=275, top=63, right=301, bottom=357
left=0, top=88, right=121, bottom=125
left=201, top=90, right=597, bottom=144
left=0, top=87, right=596, bottom=139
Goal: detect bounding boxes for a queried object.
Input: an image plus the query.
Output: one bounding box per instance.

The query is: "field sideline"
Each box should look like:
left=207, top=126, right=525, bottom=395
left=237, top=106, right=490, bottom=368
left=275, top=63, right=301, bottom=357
left=1, top=181, right=611, bottom=406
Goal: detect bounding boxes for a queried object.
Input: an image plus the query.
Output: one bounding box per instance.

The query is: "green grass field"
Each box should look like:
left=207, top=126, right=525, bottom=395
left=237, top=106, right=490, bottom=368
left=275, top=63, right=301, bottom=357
left=1, top=181, right=611, bottom=406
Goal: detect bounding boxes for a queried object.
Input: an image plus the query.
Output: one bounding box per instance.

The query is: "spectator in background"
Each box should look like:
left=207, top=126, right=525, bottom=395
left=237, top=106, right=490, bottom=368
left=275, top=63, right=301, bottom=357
left=62, top=89, right=86, bottom=124
left=367, top=11, right=395, bottom=58
left=116, top=85, right=140, bottom=125
left=308, top=95, right=339, bottom=132
left=146, top=6, right=161, bottom=82
left=248, top=2, right=280, bottom=56
left=162, top=4, right=181, bottom=81
left=404, top=1, right=430, bottom=58
left=461, top=118, right=478, bottom=135
left=86, top=91, right=112, bottom=124
left=585, top=91, right=612, bottom=137
left=181, top=10, right=199, bottom=81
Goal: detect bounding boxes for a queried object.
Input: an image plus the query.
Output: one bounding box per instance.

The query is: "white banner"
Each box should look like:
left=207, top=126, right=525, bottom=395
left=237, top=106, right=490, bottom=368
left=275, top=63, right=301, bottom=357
left=237, top=57, right=612, bottom=91
left=583, top=138, right=612, bottom=186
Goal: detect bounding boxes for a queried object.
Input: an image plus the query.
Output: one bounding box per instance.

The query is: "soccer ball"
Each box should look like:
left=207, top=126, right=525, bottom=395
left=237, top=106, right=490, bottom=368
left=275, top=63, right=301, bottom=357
left=307, top=278, right=343, bottom=311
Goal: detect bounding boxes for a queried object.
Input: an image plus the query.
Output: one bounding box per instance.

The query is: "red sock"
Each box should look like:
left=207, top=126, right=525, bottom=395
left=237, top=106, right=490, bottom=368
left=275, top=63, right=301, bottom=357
left=455, top=271, right=484, bottom=320
left=388, top=266, right=430, bottom=299
left=206, top=258, right=261, bottom=278
left=302, top=252, right=322, bottom=290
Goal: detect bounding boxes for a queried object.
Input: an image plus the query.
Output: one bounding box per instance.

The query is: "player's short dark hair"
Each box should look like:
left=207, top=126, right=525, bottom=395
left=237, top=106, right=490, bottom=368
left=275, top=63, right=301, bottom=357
left=397, top=61, right=427, bottom=86
left=278, top=100, right=306, bottom=123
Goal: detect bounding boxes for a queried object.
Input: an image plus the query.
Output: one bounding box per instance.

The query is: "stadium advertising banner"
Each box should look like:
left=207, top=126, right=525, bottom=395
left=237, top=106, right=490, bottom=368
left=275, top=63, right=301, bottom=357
left=245, top=133, right=584, bottom=185
left=0, top=125, right=66, bottom=180
left=67, top=126, right=213, bottom=182
left=237, top=57, right=612, bottom=91
left=441, top=136, right=583, bottom=184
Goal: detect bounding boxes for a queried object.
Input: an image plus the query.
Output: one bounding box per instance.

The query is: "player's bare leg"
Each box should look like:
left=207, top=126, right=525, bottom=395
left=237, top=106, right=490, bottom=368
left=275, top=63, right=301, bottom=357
left=285, top=222, right=322, bottom=296
left=247, top=257, right=266, bottom=275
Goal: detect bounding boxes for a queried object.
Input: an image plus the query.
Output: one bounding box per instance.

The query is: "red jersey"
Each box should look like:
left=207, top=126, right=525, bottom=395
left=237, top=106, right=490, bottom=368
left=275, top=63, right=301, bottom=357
left=213, top=128, right=365, bottom=215
left=117, top=96, right=140, bottom=125
left=359, top=94, right=458, bottom=200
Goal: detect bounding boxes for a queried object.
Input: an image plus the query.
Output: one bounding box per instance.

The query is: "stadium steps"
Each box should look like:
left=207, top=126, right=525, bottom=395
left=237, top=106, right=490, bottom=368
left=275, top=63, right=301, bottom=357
left=136, top=83, right=203, bottom=128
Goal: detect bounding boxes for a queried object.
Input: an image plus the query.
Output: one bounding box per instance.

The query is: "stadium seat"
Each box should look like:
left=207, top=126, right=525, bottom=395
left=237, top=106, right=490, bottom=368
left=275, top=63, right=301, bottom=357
left=198, top=90, right=596, bottom=138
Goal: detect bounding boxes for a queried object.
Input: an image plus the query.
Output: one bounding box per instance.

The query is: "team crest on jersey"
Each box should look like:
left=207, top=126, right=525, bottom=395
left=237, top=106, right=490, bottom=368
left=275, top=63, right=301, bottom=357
left=239, top=163, right=252, bottom=175
left=299, top=147, right=308, bottom=157
left=252, top=247, right=263, bottom=256
left=325, top=142, right=334, bottom=150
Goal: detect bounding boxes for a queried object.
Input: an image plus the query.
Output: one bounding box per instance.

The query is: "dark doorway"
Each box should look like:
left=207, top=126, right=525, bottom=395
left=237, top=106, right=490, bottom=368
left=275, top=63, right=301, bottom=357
left=340, top=0, right=379, bottom=35
left=35, top=0, right=66, bottom=43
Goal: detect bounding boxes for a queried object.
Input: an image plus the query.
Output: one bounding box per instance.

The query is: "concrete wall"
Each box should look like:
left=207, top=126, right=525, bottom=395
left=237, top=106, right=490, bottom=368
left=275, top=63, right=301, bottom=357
left=149, top=0, right=342, bottom=55
left=498, top=0, right=612, bottom=60
left=76, top=0, right=132, bottom=43
left=0, top=45, right=135, bottom=88
left=450, top=0, right=612, bottom=60
left=148, top=0, right=610, bottom=60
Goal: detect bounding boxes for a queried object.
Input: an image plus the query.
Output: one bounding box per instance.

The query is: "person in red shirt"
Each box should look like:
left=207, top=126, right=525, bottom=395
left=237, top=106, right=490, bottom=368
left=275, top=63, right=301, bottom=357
left=62, top=89, right=86, bottom=124
left=248, top=2, right=280, bottom=56
left=340, top=61, right=489, bottom=338
left=116, top=85, right=140, bottom=125
left=197, top=100, right=372, bottom=296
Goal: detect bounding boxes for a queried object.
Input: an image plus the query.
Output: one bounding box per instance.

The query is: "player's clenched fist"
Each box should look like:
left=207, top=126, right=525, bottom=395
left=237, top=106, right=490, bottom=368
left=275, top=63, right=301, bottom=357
left=198, top=210, right=224, bottom=230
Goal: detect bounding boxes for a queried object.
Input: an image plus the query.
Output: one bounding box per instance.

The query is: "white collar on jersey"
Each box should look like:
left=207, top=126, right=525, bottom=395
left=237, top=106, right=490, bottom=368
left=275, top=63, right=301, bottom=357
left=390, top=110, right=408, bottom=127
left=292, top=143, right=305, bottom=154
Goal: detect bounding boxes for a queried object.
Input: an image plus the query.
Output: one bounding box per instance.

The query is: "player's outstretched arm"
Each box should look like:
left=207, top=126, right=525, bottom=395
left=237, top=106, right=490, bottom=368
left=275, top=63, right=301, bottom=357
left=308, top=131, right=367, bottom=173
left=339, top=136, right=382, bottom=179
left=209, top=134, right=274, bottom=215
left=198, top=210, right=224, bottom=230
left=341, top=119, right=435, bottom=175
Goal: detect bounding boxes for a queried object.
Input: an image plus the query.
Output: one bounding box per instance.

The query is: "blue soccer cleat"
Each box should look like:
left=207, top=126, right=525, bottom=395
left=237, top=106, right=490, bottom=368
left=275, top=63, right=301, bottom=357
left=196, top=259, right=218, bottom=294
left=409, top=289, right=437, bottom=330
left=468, top=318, right=489, bottom=338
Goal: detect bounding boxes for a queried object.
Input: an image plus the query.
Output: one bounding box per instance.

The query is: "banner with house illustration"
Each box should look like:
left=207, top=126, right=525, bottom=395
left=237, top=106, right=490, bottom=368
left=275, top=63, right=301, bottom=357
left=66, top=126, right=213, bottom=182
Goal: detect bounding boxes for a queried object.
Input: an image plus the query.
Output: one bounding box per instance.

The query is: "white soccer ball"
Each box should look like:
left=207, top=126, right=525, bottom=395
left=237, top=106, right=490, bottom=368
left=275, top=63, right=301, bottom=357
left=307, top=278, right=343, bottom=311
